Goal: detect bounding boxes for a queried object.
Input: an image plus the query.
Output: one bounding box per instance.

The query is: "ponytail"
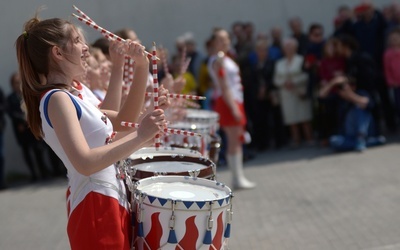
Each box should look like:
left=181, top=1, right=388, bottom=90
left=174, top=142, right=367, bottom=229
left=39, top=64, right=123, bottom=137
left=15, top=14, right=74, bottom=139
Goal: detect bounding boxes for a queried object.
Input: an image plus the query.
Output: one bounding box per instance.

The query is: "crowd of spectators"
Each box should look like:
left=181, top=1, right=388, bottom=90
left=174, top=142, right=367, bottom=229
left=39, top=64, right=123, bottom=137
left=191, top=1, right=399, bottom=155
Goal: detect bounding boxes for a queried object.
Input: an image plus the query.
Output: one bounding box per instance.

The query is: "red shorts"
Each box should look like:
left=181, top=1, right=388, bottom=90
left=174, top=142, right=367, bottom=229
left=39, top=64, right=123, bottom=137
left=67, top=192, right=131, bottom=250
left=214, top=97, right=247, bottom=127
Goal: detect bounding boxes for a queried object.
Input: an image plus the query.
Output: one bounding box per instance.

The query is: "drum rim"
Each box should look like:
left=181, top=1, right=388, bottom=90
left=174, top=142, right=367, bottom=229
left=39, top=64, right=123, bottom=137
left=168, top=122, right=212, bottom=131
left=130, top=146, right=202, bottom=158
left=185, top=108, right=219, bottom=117
left=134, top=175, right=232, bottom=205
left=128, top=155, right=216, bottom=180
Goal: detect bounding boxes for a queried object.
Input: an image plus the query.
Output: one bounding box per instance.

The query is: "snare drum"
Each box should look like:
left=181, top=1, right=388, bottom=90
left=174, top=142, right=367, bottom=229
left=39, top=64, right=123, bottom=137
left=165, top=122, right=212, bottom=156
left=126, top=154, right=216, bottom=181
left=183, top=109, right=220, bottom=135
left=132, top=176, right=233, bottom=250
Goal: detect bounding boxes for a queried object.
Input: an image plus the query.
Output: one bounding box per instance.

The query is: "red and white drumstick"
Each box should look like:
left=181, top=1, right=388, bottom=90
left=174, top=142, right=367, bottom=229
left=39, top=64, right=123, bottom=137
left=120, top=122, right=202, bottom=137
left=120, top=121, right=140, bottom=128
left=152, top=42, right=159, bottom=110
left=123, top=56, right=130, bottom=84
left=72, top=5, right=93, bottom=22
left=72, top=6, right=113, bottom=41
left=128, top=58, right=134, bottom=85
left=152, top=42, right=161, bottom=149
left=163, top=128, right=201, bottom=137
left=71, top=13, right=159, bottom=60
left=145, top=92, right=206, bottom=100
left=73, top=6, right=136, bottom=87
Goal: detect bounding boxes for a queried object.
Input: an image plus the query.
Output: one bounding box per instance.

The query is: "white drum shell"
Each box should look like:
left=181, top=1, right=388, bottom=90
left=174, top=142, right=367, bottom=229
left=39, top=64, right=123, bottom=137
left=133, top=176, right=232, bottom=250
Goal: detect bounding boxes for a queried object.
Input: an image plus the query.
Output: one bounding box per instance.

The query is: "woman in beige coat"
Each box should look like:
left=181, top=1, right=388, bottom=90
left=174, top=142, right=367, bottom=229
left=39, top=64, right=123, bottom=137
left=274, top=38, right=313, bottom=147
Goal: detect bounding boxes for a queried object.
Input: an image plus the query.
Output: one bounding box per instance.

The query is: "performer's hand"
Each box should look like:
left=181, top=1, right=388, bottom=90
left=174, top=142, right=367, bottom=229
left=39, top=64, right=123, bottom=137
left=126, top=41, right=149, bottom=68
left=158, top=85, right=171, bottom=110
left=109, top=40, right=126, bottom=69
left=137, top=109, right=166, bottom=142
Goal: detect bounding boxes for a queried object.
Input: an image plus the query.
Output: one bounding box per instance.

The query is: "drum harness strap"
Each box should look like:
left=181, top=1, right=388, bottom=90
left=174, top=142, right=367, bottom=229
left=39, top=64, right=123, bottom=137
left=71, top=171, right=129, bottom=209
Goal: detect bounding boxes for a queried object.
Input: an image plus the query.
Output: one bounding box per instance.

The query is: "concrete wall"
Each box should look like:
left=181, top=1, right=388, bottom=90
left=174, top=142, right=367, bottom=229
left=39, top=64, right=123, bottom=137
left=0, top=0, right=393, bottom=177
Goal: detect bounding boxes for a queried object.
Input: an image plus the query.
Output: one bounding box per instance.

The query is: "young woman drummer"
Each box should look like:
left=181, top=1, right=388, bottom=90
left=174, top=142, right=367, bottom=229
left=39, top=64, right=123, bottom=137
left=15, top=14, right=168, bottom=249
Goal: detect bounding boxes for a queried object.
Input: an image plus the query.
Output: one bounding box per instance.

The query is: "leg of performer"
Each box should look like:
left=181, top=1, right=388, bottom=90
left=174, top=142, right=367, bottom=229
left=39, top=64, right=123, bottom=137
left=224, top=126, right=255, bottom=190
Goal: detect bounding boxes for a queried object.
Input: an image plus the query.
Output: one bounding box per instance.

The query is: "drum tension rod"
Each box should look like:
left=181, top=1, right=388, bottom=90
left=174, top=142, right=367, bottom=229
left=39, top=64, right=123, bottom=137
left=169, top=201, right=176, bottom=230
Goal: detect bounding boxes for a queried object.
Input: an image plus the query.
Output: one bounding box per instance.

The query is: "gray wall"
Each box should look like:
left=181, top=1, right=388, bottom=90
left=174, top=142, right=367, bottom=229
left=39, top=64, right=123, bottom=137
left=0, top=0, right=392, bottom=177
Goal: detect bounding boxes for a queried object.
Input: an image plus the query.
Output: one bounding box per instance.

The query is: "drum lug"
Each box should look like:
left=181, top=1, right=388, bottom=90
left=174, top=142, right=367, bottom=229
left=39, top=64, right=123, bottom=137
left=169, top=215, right=176, bottom=229
left=226, top=209, right=233, bottom=224
left=189, top=169, right=200, bottom=178
left=207, top=216, right=214, bottom=230
left=154, top=171, right=167, bottom=177
left=207, top=201, right=214, bottom=230
left=169, top=201, right=176, bottom=229
left=137, top=194, right=145, bottom=223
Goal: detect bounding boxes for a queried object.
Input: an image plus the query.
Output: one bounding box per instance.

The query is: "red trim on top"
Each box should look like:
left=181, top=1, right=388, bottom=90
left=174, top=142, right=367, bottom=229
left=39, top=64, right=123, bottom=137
left=73, top=80, right=83, bottom=90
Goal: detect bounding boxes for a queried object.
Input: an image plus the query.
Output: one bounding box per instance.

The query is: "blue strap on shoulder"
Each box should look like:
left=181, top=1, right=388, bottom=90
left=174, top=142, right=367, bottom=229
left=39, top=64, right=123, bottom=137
left=43, top=90, right=82, bottom=128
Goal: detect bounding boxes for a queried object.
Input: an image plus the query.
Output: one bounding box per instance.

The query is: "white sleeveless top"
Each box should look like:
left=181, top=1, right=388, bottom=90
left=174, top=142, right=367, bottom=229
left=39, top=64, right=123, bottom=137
left=207, top=55, right=244, bottom=103
left=39, top=90, right=128, bottom=216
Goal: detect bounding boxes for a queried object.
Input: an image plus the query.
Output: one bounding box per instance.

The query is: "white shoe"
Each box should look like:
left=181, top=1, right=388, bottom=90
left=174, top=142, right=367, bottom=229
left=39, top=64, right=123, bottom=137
left=227, top=153, right=256, bottom=190
left=233, top=178, right=256, bottom=190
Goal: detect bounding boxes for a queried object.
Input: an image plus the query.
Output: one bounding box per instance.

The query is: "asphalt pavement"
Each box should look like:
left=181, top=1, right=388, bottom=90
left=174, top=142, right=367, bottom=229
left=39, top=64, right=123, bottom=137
left=2, top=140, right=400, bottom=250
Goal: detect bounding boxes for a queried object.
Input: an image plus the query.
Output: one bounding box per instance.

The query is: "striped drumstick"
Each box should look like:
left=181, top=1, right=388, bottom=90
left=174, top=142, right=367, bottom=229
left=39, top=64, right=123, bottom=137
left=152, top=42, right=161, bottom=149
left=71, top=13, right=159, bottom=60
left=120, top=122, right=202, bottom=137
left=145, top=92, right=206, bottom=100
left=72, top=5, right=93, bottom=22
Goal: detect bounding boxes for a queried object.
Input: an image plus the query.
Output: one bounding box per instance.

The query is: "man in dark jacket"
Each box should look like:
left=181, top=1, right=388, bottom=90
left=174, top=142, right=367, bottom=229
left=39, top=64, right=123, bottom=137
left=7, top=73, right=50, bottom=181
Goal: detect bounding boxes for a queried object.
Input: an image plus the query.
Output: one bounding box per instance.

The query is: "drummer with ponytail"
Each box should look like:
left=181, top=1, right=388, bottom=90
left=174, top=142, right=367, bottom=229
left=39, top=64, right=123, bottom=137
left=15, top=11, right=166, bottom=249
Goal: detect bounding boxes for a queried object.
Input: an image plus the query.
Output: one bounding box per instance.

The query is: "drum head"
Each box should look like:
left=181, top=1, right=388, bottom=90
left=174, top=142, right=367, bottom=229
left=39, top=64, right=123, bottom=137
left=128, top=155, right=216, bottom=180
left=130, top=147, right=201, bottom=159
left=133, top=161, right=207, bottom=172
left=136, top=176, right=231, bottom=203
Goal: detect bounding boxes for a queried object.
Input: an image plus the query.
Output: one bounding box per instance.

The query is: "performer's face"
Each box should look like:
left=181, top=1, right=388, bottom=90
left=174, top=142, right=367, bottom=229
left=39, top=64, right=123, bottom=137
left=215, top=30, right=231, bottom=53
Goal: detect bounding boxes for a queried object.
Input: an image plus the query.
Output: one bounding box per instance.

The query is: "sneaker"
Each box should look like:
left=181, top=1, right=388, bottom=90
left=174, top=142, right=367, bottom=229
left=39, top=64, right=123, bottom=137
left=355, top=138, right=366, bottom=152
left=366, top=135, right=386, bottom=147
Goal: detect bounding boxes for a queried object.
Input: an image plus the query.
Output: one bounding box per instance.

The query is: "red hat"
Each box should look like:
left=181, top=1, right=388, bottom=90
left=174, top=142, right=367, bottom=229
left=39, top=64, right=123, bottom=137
left=354, top=3, right=372, bottom=14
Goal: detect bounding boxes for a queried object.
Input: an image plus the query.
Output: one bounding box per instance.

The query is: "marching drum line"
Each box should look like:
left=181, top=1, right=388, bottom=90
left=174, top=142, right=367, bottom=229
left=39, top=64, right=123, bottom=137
left=116, top=108, right=233, bottom=250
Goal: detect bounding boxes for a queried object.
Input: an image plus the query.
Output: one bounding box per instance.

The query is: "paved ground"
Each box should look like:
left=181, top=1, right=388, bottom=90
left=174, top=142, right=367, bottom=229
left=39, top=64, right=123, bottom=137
left=2, top=139, right=400, bottom=250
